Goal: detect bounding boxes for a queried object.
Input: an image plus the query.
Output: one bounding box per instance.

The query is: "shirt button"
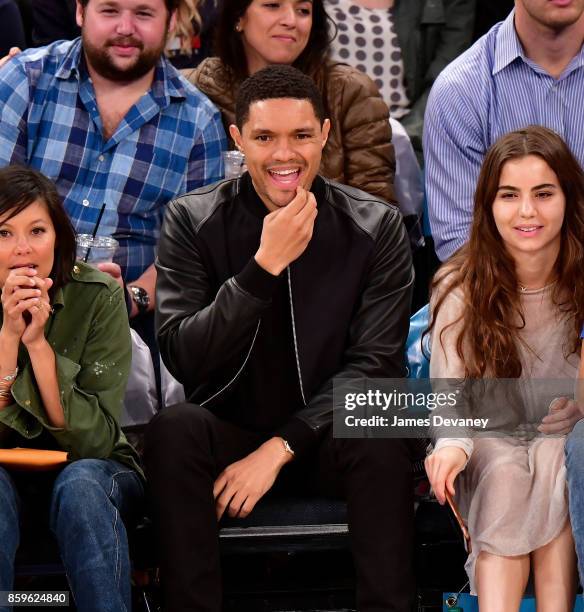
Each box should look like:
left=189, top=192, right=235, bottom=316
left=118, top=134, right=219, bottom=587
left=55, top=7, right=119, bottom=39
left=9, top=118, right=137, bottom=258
left=98, top=155, right=104, bottom=162
left=82, top=199, right=90, bottom=207
left=73, top=265, right=80, bottom=274
left=24, top=400, right=30, bottom=406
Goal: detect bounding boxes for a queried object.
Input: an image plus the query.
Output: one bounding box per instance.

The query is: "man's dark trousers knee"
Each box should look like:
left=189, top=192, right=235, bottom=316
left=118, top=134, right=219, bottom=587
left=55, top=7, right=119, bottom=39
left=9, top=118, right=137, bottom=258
left=144, top=402, right=415, bottom=612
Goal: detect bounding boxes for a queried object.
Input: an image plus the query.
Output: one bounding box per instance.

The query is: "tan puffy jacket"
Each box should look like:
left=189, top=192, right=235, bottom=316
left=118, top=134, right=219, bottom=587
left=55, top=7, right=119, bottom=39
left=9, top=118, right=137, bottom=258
left=183, top=58, right=397, bottom=205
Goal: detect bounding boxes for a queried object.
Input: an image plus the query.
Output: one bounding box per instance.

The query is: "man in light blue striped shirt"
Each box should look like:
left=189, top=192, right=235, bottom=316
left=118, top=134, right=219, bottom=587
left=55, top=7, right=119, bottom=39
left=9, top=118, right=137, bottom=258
left=424, top=1, right=584, bottom=262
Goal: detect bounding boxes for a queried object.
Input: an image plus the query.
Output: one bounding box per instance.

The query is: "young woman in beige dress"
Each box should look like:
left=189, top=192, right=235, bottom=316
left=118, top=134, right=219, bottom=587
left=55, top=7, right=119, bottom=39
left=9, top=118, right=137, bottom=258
left=425, top=125, right=584, bottom=611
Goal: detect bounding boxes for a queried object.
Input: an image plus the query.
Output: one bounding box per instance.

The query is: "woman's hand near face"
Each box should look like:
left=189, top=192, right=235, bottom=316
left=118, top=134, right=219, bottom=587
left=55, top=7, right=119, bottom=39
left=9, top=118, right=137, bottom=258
left=0, top=267, right=42, bottom=343
left=21, top=276, right=53, bottom=348
left=425, top=446, right=468, bottom=505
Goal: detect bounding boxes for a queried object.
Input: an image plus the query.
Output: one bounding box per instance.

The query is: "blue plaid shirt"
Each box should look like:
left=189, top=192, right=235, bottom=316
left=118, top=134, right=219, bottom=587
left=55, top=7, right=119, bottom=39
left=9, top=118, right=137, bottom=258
left=0, top=38, right=226, bottom=281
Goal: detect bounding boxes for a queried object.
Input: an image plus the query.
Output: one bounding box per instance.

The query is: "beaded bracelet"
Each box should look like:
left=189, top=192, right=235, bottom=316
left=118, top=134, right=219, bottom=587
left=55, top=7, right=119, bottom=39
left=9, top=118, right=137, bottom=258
left=0, top=367, right=18, bottom=384
left=0, top=368, right=18, bottom=401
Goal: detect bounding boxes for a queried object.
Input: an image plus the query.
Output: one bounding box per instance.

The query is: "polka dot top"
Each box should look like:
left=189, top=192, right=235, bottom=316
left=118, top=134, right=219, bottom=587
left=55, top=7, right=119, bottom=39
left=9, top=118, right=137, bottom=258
left=325, top=0, right=410, bottom=118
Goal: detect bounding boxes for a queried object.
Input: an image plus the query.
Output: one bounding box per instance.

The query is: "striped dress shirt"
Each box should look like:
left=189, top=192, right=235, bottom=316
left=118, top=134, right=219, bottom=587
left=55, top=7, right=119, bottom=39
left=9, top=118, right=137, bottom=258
left=0, top=39, right=227, bottom=281
left=423, top=10, right=584, bottom=261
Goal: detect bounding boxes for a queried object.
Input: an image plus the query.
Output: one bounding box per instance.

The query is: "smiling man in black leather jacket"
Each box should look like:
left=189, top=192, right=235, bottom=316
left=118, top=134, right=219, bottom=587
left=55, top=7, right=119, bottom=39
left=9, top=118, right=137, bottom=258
left=144, top=65, right=416, bottom=612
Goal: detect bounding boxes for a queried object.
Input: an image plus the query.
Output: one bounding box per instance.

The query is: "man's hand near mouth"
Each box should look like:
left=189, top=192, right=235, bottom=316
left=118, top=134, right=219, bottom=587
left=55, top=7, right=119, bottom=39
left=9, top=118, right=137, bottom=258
left=254, top=186, right=317, bottom=276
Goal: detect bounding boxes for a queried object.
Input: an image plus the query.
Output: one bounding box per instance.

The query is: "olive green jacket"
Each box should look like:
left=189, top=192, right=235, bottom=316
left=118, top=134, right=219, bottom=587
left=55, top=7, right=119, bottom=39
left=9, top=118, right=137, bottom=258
left=0, top=261, right=142, bottom=477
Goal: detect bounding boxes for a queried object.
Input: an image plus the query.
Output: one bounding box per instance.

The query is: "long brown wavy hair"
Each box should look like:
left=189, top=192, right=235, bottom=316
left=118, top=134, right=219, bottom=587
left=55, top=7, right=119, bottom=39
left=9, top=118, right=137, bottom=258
left=427, top=126, right=584, bottom=378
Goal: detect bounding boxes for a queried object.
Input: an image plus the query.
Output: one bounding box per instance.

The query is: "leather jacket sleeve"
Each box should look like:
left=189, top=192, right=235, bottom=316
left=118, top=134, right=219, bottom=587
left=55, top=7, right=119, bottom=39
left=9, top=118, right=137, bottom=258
left=155, top=198, right=272, bottom=388
left=296, top=207, right=414, bottom=432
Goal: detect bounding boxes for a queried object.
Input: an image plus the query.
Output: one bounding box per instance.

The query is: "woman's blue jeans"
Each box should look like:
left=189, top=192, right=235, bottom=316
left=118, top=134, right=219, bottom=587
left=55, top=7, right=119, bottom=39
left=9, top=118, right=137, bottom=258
left=0, top=458, right=144, bottom=612
left=566, top=419, right=584, bottom=585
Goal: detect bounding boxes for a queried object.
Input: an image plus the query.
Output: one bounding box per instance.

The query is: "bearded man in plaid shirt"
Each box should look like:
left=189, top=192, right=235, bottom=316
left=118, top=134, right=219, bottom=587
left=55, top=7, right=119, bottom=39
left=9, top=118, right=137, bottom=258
left=0, top=0, right=226, bottom=321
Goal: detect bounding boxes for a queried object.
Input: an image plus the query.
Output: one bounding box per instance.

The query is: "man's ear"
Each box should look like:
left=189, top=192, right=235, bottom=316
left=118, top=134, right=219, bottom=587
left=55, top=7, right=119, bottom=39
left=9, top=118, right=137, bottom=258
left=75, top=0, right=84, bottom=28
left=321, top=118, right=331, bottom=149
left=229, top=124, right=244, bottom=153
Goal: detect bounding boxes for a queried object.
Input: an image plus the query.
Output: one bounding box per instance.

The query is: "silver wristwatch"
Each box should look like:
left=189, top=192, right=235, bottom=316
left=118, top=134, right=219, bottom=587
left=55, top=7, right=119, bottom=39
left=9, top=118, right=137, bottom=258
left=128, top=285, right=150, bottom=314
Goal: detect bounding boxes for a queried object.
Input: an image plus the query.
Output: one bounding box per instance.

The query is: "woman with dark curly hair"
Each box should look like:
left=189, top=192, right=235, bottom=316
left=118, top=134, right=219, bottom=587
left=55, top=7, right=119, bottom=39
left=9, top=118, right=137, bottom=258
left=425, top=126, right=584, bottom=611
left=185, top=0, right=397, bottom=204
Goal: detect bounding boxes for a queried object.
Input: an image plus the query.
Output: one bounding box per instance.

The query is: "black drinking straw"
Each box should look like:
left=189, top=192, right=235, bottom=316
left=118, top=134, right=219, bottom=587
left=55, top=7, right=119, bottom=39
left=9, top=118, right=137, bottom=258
left=83, top=203, right=107, bottom=263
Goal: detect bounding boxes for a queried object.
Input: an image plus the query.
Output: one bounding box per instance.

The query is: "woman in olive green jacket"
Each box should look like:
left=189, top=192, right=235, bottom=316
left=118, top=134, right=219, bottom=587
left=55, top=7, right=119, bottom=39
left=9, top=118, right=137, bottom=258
left=0, top=165, right=142, bottom=612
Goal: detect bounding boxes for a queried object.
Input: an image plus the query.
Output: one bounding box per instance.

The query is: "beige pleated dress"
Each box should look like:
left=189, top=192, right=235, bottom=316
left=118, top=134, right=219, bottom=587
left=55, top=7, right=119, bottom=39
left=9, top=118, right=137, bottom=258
left=430, top=284, right=579, bottom=594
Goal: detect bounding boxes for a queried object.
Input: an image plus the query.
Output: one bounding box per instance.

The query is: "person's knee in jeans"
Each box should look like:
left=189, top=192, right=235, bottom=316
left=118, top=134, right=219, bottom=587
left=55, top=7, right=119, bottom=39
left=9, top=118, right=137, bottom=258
left=566, top=418, right=584, bottom=481
left=565, top=418, right=584, bottom=581
left=49, top=459, right=142, bottom=610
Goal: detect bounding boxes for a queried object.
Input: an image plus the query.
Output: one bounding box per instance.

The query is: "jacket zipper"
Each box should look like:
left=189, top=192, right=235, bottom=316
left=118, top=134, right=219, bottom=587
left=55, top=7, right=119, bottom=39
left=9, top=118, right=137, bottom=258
left=287, top=266, right=307, bottom=406
left=200, top=320, right=261, bottom=407
left=200, top=267, right=306, bottom=408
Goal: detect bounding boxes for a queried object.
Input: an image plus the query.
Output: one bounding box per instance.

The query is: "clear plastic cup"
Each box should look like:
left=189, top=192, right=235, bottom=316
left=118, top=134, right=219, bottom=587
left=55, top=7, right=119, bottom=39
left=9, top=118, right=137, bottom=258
left=223, top=150, right=246, bottom=179
left=76, top=234, right=119, bottom=264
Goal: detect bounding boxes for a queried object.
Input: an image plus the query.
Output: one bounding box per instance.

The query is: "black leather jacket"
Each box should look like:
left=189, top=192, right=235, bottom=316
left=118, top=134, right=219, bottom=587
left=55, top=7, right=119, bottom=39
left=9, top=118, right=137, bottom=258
left=156, top=175, right=414, bottom=436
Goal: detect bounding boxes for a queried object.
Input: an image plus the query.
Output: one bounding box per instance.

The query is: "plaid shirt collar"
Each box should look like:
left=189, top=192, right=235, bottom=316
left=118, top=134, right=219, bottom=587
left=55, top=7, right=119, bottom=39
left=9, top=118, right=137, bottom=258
left=55, top=37, right=188, bottom=108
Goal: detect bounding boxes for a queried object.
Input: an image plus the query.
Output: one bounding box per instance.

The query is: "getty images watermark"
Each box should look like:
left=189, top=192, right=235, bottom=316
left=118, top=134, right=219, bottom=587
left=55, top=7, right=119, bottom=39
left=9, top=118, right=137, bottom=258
left=343, top=388, right=488, bottom=430
left=332, top=378, right=578, bottom=438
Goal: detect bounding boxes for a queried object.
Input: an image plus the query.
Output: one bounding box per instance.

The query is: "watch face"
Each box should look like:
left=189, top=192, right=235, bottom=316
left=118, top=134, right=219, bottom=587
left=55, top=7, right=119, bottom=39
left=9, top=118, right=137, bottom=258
left=130, top=286, right=149, bottom=310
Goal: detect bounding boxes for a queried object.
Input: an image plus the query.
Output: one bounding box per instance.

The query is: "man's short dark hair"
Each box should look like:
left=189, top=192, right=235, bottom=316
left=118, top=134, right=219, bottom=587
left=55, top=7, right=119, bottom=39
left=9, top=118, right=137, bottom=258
left=235, top=66, right=325, bottom=130
left=78, top=0, right=180, bottom=13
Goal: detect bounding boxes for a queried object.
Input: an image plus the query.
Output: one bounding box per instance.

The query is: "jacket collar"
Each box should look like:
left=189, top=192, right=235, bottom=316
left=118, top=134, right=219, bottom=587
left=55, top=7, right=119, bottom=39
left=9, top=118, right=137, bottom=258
left=52, top=286, right=66, bottom=310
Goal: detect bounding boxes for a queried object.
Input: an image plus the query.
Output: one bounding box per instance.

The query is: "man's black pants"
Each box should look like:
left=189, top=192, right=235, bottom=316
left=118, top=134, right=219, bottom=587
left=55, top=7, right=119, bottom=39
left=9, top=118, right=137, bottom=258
left=144, top=403, right=415, bottom=612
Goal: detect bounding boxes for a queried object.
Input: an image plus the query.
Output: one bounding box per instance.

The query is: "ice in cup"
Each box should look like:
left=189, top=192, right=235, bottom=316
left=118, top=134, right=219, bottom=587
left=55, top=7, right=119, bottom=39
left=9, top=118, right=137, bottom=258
left=76, top=234, right=119, bottom=264
left=223, top=150, right=246, bottom=179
